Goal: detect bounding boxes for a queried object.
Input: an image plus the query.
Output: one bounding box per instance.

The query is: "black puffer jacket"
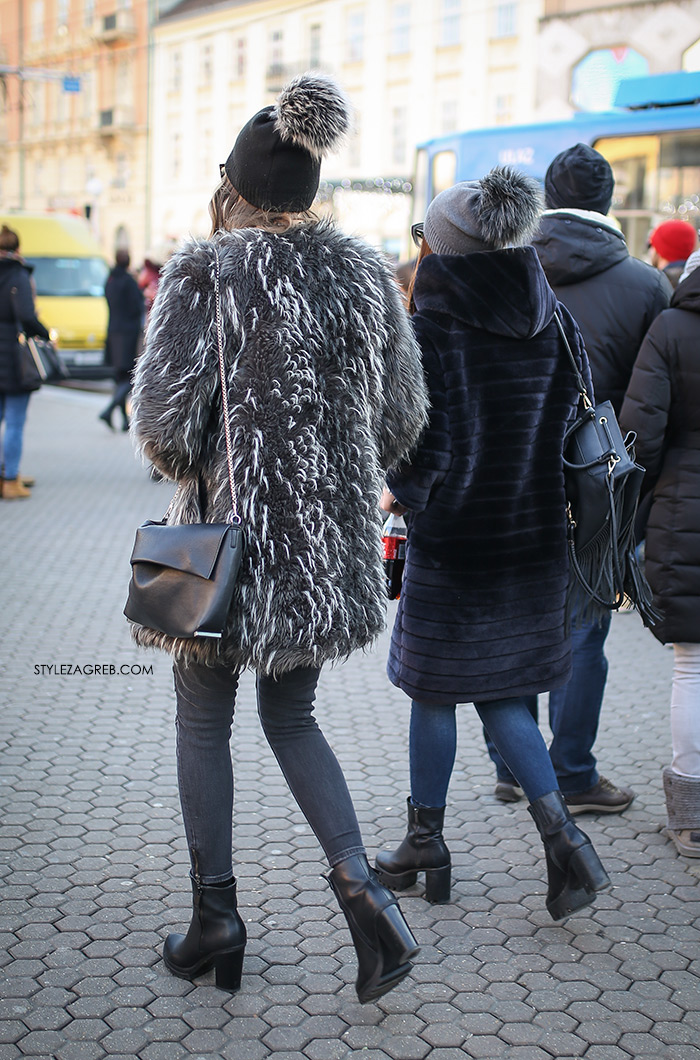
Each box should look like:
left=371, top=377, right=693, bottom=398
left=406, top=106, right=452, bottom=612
left=620, top=266, right=700, bottom=644
left=0, top=253, right=51, bottom=393
left=534, top=211, right=671, bottom=413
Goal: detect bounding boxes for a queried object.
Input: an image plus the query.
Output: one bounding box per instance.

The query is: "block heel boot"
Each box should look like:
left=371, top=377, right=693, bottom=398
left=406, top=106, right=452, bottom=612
left=374, top=798, right=451, bottom=904
left=163, top=877, right=247, bottom=991
left=327, top=853, right=420, bottom=1004
left=528, top=791, right=611, bottom=922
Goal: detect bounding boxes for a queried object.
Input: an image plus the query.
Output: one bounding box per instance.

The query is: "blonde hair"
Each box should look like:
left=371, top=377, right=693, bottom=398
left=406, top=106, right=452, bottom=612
left=406, top=238, right=433, bottom=316
left=208, top=175, right=315, bottom=236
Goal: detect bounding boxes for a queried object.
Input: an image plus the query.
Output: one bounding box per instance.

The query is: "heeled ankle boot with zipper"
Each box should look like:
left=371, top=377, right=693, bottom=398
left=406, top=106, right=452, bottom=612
left=326, top=852, right=419, bottom=1004
left=374, top=798, right=451, bottom=904
left=528, top=790, right=611, bottom=922
left=163, top=876, right=247, bottom=991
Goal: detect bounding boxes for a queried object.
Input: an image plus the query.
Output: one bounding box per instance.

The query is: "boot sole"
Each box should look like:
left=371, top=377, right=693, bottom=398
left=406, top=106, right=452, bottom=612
left=663, top=827, right=700, bottom=858
left=374, top=863, right=452, bottom=904
left=163, top=943, right=245, bottom=991
left=546, top=845, right=611, bottom=922
left=566, top=798, right=635, bottom=815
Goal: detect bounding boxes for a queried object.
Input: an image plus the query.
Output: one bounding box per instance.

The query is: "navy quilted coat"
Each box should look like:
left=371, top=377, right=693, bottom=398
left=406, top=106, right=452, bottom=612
left=386, top=246, right=592, bottom=704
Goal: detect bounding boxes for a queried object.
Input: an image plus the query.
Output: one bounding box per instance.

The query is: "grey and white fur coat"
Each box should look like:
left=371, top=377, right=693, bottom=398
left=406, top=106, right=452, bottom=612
left=130, top=221, right=428, bottom=674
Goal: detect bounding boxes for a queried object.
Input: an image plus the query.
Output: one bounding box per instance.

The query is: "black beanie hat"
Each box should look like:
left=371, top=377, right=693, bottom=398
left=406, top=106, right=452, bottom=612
left=224, top=73, right=350, bottom=212
left=544, top=142, right=614, bottom=214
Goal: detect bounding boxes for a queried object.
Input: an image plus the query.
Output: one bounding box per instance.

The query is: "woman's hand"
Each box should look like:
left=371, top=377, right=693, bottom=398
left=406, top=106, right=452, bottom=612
left=381, top=487, right=408, bottom=515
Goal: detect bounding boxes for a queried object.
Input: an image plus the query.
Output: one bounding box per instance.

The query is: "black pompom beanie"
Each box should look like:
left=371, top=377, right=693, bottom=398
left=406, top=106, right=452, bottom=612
left=544, top=142, right=614, bottom=215
left=224, top=73, right=350, bottom=212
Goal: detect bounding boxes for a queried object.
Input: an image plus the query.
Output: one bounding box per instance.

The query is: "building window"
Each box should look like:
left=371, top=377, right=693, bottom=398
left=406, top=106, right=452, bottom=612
left=33, top=161, right=44, bottom=195
left=441, top=99, right=458, bottom=134
left=57, top=0, right=69, bottom=29
left=493, top=2, right=517, bottom=39
left=440, top=0, right=461, bottom=46
left=269, top=29, right=284, bottom=77
left=390, top=3, right=410, bottom=55
left=31, top=1, right=45, bottom=41
left=391, top=105, right=407, bottom=166
left=346, top=10, right=364, bottom=62
left=309, top=23, right=322, bottom=67
left=233, top=36, right=246, bottom=79
left=200, top=42, right=214, bottom=87
left=170, top=49, right=182, bottom=92
left=84, top=0, right=95, bottom=27
left=494, top=93, right=514, bottom=124
left=172, top=131, right=182, bottom=180
left=114, top=152, right=129, bottom=189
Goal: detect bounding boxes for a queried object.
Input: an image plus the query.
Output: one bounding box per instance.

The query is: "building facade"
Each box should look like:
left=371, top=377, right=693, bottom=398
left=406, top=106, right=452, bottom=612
left=0, top=0, right=153, bottom=263
left=150, top=0, right=545, bottom=258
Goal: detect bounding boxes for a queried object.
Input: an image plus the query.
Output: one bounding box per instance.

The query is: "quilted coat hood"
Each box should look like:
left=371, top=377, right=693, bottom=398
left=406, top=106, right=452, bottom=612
left=671, top=259, right=700, bottom=312
left=534, top=210, right=628, bottom=286
left=413, top=245, right=557, bottom=339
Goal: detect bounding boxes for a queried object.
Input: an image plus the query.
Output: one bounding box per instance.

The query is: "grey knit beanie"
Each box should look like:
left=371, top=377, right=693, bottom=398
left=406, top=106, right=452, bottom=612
left=424, top=166, right=543, bottom=256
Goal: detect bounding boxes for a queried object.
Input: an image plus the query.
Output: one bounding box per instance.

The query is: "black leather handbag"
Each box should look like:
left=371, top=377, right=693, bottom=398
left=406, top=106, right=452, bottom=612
left=124, top=247, right=244, bottom=640
left=556, top=311, right=657, bottom=626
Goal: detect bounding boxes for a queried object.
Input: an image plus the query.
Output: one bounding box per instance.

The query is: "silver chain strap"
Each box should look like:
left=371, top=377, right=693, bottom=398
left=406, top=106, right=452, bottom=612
left=213, top=246, right=240, bottom=524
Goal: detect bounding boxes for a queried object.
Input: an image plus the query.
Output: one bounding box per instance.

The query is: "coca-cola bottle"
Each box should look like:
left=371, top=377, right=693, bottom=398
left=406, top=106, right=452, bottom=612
left=382, top=512, right=407, bottom=600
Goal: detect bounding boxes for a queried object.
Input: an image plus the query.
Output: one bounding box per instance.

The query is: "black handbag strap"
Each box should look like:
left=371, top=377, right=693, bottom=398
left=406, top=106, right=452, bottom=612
left=554, top=309, right=592, bottom=410
left=164, top=246, right=240, bottom=525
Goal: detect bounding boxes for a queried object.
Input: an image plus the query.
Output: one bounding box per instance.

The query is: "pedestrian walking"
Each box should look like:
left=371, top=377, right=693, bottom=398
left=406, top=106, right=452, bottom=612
left=0, top=224, right=51, bottom=499
left=129, top=73, right=428, bottom=1000
left=99, top=250, right=144, bottom=432
left=374, top=168, right=610, bottom=922
left=621, top=248, right=700, bottom=858
left=484, top=142, right=671, bottom=813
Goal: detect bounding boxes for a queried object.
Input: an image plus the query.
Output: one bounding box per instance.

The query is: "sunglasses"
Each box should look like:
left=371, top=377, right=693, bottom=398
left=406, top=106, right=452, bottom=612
left=411, top=222, right=424, bottom=248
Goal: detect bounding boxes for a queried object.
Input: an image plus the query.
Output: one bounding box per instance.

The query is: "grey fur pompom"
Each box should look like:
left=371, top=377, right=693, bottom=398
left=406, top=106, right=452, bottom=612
left=476, top=166, right=543, bottom=249
left=275, top=73, right=351, bottom=159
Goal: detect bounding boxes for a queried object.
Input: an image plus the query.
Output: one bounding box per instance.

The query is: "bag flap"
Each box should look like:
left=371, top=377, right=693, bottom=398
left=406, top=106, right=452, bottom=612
left=130, top=522, right=235, bottom=579
left=565, top=400, right=636, bottom=478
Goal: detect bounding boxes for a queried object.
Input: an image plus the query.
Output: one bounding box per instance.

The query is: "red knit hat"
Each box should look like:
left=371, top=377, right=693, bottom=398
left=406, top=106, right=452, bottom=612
left=649, top=219, right=698, bottom=262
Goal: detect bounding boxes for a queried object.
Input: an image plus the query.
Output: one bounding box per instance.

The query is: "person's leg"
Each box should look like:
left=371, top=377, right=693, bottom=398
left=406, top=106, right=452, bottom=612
left=374, top=701, right=455, bottom=904
left=256, top=667, right=364, bottom=867
left=173, top=658, right=240, bottom=883
left=484, top=695, right=538, bottom=799
left=257, top=667, right=418, bottom=1002
left=409, top=700, right=457, bottom=807
left=670, top=643, right=700, bottom=778
left=476, top=695, right=610, bottom=920
left=547, top=612, right=610, bottom=793
left=475, top=696, right=558, bottom=802
left=2, top=392, right=30, bottom=480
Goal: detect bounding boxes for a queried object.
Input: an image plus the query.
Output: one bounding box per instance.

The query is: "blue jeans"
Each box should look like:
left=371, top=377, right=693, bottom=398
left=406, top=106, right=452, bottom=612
left=410, top=696, right=559, bottom=807
left=485, top=612, right=612, bottom=795
left=173, top=660, right=365, bottom=884
left=0, top=392, right=31, bottom=479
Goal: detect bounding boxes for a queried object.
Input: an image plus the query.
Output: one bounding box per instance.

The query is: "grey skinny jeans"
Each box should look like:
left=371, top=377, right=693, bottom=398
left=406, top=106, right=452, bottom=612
left=173, top=660, right=365, bottom=884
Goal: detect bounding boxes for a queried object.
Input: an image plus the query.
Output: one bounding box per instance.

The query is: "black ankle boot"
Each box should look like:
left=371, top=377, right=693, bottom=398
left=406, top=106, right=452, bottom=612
left=528, top=791, right=611, bottom=922
left=326, top=853, right=419, bottom=1004
left=163, top=876, right=247, bottom=991
left=374, top=798, right=451, bottom=904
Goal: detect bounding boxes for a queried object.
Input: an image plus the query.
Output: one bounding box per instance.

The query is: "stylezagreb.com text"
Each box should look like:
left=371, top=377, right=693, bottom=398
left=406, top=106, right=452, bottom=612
left=34, top=664, right=154, bottom=676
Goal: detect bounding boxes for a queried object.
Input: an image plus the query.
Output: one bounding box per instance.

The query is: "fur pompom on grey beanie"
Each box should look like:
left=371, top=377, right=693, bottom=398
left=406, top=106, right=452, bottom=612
left=224, top=72, right=350, bottom=212
left=424, top=166, right=543, bottom=256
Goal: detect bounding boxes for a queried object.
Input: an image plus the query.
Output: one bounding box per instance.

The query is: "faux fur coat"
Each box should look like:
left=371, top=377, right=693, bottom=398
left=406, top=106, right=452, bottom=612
left=386, top=246, right=592, bottom=704
left=130, top=221, right=428, bottom=674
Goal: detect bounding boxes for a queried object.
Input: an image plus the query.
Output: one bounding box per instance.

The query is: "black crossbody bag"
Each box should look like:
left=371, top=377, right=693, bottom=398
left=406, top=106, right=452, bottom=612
left=555, top=311, right=658, bottom=627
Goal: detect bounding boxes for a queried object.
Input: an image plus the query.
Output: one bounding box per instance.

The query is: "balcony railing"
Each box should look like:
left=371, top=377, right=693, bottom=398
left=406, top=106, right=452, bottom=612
left=93, top=10, right=137, bottom=43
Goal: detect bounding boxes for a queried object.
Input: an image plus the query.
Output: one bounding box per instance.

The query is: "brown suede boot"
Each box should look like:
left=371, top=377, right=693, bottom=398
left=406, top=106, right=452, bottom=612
left=2, top=477, right=31, bottom=499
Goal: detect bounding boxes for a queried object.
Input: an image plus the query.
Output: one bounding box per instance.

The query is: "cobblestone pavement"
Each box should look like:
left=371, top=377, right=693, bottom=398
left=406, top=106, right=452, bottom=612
left=2, top=386, right=699, bottom=1060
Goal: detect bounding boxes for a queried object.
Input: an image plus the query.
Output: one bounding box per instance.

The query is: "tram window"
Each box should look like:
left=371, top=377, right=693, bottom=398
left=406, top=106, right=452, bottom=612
left=432, top=150, right=457, bottom=199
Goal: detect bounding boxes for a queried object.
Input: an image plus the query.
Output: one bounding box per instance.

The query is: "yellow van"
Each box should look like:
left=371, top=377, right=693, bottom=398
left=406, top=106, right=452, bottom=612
left=0, top=212, right=110, bottom=377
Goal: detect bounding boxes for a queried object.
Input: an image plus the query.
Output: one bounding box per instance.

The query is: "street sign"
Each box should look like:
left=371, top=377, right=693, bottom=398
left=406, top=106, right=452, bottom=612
left=63, top=77, right=81, bottom=93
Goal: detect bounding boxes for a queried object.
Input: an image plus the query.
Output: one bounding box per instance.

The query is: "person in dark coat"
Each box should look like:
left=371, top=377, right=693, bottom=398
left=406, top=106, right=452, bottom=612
left=98, top=249, right=144, bottom=431
left=484, top=143, right=671, bottom=814
left=0, top=224, right=51, bottom=500
left=374, top=168, right=610, bottom=923
left=621, top=248, right=700, bottom=859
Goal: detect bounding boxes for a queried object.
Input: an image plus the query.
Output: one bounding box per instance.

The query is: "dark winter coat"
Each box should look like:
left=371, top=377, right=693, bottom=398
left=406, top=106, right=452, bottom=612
left=130, top=221, right=429, bottom=675
left=533, top=210, right=671, bottom=413
left=620, top=265, right=700, bottom=644
left=386, top=246, right=591, bottom=704
left=0, top=253, right=50, bottom=393
left=105, top=265, right=144, bottom=375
